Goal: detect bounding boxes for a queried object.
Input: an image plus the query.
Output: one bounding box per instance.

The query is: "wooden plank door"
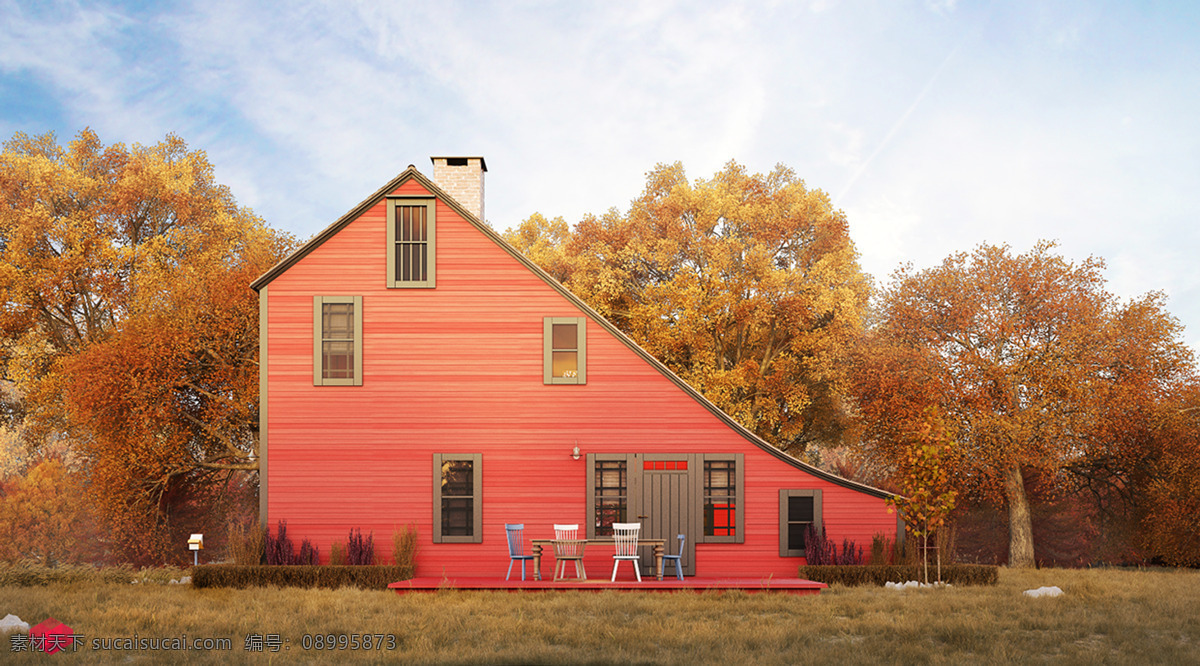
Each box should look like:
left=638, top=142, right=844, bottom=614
left=638, top=455, right=696, bottom=576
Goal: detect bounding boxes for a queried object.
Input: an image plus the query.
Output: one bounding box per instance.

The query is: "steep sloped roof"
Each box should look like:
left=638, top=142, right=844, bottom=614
left=251, top=167, right=895, bottom=499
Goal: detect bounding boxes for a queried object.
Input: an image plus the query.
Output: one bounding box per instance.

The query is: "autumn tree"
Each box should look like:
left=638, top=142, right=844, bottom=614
left=505, top=212, right=573, bottom=284
left=0, top=129, right=293, bottom=563
left=0, top=457, right=95, bottom=564
left=507, top=161, right=870, bottom=454
left=887, top=411, right=958, bottom=583
left=856, top=242, right=1194, bottom=567
left=1137, top=387, right=1200, bottom=566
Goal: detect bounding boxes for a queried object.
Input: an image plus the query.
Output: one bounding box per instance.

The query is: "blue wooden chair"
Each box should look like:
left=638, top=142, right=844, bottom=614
left=505, top=524, right=534, bottom=581
left=662, top=534, right=685, bottom=581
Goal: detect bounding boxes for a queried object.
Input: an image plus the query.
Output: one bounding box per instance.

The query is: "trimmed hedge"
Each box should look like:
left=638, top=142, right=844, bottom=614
left=191, top=564, right=413, bottom=590
left=798, top=564, right=998, bottom=586
left=0, top=562, right=190, bottom=586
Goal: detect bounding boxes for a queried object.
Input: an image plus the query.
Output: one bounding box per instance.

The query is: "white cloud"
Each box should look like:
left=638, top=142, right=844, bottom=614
left=1, top=0, right=1197, bottom=356
left=925, top=0, right=958, bottom=15
left=0, top=1, right=143, bottom=135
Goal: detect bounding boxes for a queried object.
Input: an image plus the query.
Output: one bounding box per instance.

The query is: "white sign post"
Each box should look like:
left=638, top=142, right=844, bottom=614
left=188, top=533, right=204, bottom=566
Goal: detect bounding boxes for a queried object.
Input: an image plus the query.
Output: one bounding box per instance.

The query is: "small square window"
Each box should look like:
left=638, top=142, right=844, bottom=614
left=544, top=317, right=586, bottom=384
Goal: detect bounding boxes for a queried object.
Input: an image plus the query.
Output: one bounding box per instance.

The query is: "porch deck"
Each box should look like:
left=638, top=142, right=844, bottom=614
left=389, top=577, right=826, bottom=594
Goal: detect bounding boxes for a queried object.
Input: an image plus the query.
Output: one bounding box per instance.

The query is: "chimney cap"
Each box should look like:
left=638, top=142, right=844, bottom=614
left=431, top=156, right=487, bottom=172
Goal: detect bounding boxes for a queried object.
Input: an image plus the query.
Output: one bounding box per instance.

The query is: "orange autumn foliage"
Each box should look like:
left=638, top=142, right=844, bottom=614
left=887, top=412, right=958, bottom=582
left=0, top=129, right=294, bottom=563
left=1122, top=384, right=1200, bottom=567
left=0, top=457, right=96, bottom=564
left=507, top=161, right=870, bottom=454
left=856, top=242, right=1196, bottom=567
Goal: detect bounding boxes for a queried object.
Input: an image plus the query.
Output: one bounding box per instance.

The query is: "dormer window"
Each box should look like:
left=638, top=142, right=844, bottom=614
left=544, top=317, right=586, bottom=384
left=386, top=197, right=436, bottom=288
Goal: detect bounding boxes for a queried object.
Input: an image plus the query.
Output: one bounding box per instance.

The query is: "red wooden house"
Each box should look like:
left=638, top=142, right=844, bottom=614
left=250, top=157, right=898, bottom=579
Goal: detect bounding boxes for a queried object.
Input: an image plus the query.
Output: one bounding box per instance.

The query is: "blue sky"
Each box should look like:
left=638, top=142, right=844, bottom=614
left=3, top=0, right=1198, bottom=352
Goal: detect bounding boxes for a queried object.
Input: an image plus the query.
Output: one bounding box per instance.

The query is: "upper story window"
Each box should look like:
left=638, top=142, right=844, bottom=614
left=544, top=317, right=586, bottom=384
left=386, top=197, right=436, bottom=288
left=313, top=296, right=362, bottom=386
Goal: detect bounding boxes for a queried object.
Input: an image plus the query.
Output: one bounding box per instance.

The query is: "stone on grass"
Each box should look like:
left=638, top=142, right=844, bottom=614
left=1023, top=586, right=1064, bottom=598
left=885, top=580, right=948, bottom=590
left=1, top=614, right=30, bottom=634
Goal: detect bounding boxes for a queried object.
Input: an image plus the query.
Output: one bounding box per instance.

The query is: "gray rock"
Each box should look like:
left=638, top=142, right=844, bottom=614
left=0, top=614, right=29, bottom=634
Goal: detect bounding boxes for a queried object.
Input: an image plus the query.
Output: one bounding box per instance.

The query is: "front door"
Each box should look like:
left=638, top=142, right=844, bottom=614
left=638, top=455, right=696, bottom=576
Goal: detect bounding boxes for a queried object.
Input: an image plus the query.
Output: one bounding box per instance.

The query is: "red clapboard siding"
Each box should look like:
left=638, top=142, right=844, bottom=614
left=262, top=172, right=896, bottom=579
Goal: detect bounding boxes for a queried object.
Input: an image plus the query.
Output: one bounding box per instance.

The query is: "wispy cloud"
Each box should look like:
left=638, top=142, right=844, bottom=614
left=1, top=0, right=1198, bottom=351
left=925, top=0, right=958, bottom=16
left=835, top=31, right=968, bottom=204
left=0, top=1, right=140, bottom=134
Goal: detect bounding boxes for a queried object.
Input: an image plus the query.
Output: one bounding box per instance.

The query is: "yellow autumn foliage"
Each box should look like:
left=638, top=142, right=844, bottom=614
left=508, top=161, right=870, bottom=454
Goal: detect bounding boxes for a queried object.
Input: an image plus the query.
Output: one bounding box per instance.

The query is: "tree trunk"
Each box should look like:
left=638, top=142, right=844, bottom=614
left=936, top=528, right=942, bottom=583
left=922, top=529, right=929, bottom=584
left=1004, top=464, right=1035, bottom=567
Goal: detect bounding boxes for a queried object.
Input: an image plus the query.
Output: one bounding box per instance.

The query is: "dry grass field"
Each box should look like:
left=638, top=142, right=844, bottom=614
left=1, top=566, right=1197, bottom=664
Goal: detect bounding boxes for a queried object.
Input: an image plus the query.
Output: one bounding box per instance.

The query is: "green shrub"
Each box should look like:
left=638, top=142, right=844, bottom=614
left=191, top=564, right=413, bottom=589
left=798, top=564, right=998, bottom=586
left=330, top=541, right=346, bottom=566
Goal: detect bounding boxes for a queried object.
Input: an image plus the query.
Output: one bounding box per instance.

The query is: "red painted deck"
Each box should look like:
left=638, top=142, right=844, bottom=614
left=389, top=577, right=826, bottom=594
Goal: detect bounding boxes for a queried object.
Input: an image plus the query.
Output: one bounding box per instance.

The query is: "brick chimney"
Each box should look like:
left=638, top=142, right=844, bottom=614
left=431, top=156, right=487, bottom=222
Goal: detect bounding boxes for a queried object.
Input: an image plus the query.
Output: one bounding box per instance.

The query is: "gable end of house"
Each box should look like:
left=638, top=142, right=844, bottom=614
left=251, top=164, right=895, bottom=501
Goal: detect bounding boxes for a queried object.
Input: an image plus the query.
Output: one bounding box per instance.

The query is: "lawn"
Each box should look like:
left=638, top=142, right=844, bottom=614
left=1, top=567, right=1197, bottom=664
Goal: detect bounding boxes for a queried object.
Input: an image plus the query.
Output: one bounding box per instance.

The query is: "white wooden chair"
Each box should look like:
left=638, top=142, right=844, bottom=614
left=553, top=524, right=587, bottom=581
left=554, top=524, right=580, bottom=540
left=611, top=522, right=641, bottom=582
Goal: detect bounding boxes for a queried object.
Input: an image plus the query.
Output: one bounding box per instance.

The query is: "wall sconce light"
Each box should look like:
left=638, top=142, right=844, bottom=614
left=571, top=442, right=581, bottom=460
